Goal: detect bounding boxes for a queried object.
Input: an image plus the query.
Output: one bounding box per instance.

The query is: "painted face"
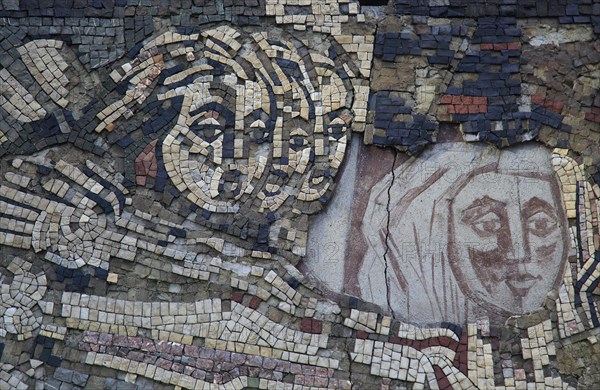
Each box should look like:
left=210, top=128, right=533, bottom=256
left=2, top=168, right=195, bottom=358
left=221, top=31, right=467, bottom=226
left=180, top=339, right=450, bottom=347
left=448, top=172, right=568, bottom=314
left=161, top=29, right=351, bottom=216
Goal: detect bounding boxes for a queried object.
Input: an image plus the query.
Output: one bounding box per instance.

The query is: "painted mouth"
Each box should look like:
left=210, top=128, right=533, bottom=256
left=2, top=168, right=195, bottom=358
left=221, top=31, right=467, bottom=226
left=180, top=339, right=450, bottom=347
left=506, top=273, right=541, bottom=292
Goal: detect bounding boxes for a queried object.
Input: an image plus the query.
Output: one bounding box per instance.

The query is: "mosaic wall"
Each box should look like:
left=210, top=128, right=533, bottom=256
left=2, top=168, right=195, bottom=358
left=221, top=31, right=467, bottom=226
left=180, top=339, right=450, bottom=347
left=0, top=0, right=599, bottom=389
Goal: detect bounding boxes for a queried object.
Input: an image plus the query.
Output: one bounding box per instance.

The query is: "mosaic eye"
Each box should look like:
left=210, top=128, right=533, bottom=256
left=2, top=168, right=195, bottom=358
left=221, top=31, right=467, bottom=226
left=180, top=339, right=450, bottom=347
left=190, top=119, right=222, bottom=142
left=250, top=119, right=266, bottom=129
left=326, top=117, right=346, bottom=139
left=526, top=211, right=557, bottom=238
left=294, top=137, right=305, bottom=146
left=197, top=118, right=220, bottom=126
left=469, top=212, right=503, bottom=236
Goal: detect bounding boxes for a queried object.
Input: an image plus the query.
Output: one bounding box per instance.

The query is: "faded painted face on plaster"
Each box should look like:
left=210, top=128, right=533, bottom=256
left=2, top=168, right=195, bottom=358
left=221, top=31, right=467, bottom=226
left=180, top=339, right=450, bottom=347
left=448, top=172, right=568, bottom=314
left=162, top=29, right=350, bottom=215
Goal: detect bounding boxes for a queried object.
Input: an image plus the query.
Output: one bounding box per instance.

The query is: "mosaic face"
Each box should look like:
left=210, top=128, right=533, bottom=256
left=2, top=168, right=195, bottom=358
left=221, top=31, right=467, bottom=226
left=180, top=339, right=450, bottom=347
left=161, top=28, right=352, bottom=215
left=448, top=171, right=569, bottom=314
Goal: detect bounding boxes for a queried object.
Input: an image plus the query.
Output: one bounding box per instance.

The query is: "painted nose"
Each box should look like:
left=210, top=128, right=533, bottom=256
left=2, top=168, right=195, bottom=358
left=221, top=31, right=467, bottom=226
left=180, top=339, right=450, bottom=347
left=514, top=258, right=538, bottom=277
left=504, top=214, right=526, bottom=260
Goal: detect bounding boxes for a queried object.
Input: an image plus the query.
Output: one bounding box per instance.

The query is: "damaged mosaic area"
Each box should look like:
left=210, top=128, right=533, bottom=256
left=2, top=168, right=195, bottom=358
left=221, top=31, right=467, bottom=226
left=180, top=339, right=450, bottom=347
left=0, top=0, right=599, bottom=389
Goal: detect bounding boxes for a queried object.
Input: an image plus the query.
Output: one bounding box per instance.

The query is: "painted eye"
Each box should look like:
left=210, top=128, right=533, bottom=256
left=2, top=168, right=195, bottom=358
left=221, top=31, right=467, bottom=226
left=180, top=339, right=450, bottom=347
left=527, top=211, right=557, bottom=237
left=469, top=212, right=502, bottom=236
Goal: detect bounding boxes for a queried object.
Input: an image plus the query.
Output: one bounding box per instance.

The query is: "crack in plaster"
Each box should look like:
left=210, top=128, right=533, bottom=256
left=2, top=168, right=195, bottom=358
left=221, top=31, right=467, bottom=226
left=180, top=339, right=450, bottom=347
left=382, top=147, right=397, bottom=317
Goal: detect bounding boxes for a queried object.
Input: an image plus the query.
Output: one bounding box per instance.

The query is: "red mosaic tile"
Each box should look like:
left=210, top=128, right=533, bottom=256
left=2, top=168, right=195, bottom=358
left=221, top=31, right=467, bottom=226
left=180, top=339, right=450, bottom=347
left=434, top=365, right=453, bottom=389
left=135, top=139, right=159, bottom=186
left=249, top=295, right=262, bottom=309
left=231, top=291, right=244, bottom=303
left=440, top=94, right=453, bottom=104
left=532, top=94, right=565, bottom=113
left=314, top=376, right=329, bottom=387
left=311, top=319, right=323, bottom=334
left=289, top=363, right=302, bottom=375
left=156, top=357, right=173, bottom=370
left=586, top=112, right=600, bottom=123
left=184, top=345, right=200, bottom=357
left=196, top=358, right=213, bottom=371
left=356, top=330, right=369, bottom=339
left=301, top=317, right=312, bottom=333
left=480, top=42, right=521, bottom=51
